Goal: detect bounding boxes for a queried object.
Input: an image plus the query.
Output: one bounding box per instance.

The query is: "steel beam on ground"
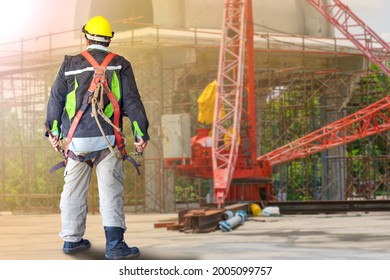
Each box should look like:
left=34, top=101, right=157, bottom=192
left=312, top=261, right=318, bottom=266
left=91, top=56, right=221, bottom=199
left=268, top=200, right=390, bottom=214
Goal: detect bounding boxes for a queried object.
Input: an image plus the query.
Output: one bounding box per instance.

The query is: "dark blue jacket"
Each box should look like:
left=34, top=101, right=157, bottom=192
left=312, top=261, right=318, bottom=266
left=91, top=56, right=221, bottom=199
left=45, top=48, right=149, bottom=142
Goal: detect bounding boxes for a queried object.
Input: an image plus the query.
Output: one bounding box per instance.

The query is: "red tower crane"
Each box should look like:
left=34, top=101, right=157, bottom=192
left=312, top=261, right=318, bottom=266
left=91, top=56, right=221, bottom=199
left=212, top=0, right=390, bottom=204
left=171, top=0, right=390, bottom=207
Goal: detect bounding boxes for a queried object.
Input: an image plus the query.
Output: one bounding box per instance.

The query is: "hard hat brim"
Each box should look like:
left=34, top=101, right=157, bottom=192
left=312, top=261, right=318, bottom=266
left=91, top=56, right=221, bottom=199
left=82, top=25, right=114, bottom=42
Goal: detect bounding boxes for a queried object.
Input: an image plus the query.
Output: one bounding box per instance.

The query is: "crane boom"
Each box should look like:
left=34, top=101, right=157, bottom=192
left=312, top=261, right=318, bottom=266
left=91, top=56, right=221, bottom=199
left=257, top=0, right=390, bottom=167
left=257, top=95, right=390, bottom=166
left=306, top=0, right=390, bottom=76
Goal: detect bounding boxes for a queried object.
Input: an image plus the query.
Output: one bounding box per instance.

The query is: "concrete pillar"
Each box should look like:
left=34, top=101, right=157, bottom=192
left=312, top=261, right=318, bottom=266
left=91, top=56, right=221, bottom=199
left=320, top=75, right=348, bottom=200
left=133, top=51, right=164, bottom=212
left=135, top=47, right=196, bottom=212
left=298, top=0, right=334, bottom=37
left=161, top=48, right=197, bottom=212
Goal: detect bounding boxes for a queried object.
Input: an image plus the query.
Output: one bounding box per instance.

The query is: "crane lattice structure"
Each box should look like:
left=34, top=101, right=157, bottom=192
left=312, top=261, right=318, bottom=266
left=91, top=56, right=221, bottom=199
left=306, top=0, right=390, bottom=76
left=212, top=0, right=256, bottom=207
left=212, top=0, right=390, bottom=206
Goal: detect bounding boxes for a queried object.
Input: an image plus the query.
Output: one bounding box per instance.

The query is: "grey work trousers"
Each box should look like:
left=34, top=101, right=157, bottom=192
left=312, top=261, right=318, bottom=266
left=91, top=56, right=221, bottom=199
left=59, top=150, right=126, bottom=242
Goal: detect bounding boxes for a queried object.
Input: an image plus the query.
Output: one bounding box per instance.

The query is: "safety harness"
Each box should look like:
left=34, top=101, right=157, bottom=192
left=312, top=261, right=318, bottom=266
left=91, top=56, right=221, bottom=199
left=49, top=51, right=141, bottom=175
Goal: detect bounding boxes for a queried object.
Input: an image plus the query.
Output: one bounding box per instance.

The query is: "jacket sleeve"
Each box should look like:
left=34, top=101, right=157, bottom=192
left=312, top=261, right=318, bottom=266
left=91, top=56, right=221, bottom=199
left=45, top=58, right=68, bottom=138
left=121, top=59, right=150, bottom=142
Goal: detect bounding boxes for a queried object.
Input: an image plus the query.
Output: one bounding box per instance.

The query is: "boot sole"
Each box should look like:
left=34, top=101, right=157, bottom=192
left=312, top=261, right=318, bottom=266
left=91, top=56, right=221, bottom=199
left=105, top=252, right=140, bottom=260
left=63, top=245, right=91, bottom=254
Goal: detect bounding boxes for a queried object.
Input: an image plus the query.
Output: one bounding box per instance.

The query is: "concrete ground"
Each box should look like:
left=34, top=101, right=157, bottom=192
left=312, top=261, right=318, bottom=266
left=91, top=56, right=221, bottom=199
left=1, top=211, right=390, bottom=260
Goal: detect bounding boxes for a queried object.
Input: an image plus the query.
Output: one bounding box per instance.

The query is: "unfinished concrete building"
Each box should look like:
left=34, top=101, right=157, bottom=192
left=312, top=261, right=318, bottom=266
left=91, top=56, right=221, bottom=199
left=0, top=0, right=388, bottom=213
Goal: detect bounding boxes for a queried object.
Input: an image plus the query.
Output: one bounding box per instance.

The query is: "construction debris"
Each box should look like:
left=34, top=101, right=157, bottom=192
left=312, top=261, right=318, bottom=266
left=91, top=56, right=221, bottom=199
left=219, top=210, right=248, bottom=232
left=261, top=206, right=280, bottom=217
left=154, top=203, right=250, bottom=233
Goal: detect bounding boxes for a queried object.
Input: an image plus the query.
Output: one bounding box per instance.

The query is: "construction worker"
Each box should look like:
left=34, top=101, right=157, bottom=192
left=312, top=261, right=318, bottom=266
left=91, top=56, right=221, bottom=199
left=45, top=15, right=149, bottom=259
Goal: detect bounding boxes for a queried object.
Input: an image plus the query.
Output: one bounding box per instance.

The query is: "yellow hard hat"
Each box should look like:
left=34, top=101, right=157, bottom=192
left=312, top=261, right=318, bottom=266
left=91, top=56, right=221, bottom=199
left=82, top=16, right=114, bottom=42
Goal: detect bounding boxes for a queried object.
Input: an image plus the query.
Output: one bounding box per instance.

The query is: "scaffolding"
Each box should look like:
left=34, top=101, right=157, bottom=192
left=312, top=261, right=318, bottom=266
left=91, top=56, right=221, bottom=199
left=0, top=22, right=388, bottom=213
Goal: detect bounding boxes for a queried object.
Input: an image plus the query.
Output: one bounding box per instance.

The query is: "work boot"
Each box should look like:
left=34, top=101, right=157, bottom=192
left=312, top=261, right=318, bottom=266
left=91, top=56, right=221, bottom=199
left=63, top=238, right=91, bottom=254
left=104, top=226, right=140, bottom=260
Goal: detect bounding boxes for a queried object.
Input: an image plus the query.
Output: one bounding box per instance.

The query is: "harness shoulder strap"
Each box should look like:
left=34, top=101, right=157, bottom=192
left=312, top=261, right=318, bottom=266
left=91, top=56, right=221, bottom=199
left=65, top=51, right=117, bottom=157
left=81, top=51, right=116, bottom=92
left=64, top=92, right=91, bottom=156
left=81, top=50, right=116, bottom=68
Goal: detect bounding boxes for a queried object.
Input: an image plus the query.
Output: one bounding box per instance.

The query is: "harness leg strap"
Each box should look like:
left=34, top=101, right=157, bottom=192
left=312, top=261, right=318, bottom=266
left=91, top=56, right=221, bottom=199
left=124, top=155, right=141, bottom=176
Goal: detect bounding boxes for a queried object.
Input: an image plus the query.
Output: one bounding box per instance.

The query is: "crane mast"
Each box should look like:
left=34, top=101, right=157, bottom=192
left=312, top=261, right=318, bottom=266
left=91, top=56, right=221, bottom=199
left=212, top=0, right=256, bottom=207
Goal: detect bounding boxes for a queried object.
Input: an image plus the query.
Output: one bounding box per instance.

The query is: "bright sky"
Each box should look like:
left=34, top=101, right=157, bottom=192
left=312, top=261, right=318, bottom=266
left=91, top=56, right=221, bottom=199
left=0, top=0, right=388, bottom=43
left=0, top=0, right=77, bottom=43
left=342, top=0, right=390, bottom=42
